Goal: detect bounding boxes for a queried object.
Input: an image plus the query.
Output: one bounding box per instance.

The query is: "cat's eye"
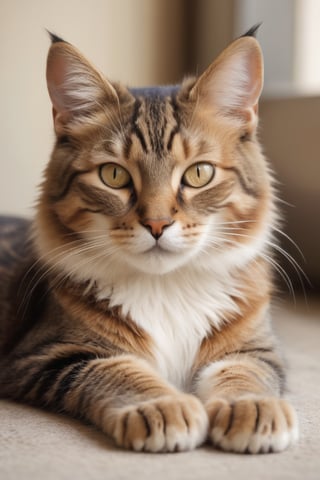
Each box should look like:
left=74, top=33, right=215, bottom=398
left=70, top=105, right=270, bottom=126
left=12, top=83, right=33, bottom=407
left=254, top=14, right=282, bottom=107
left=99, top=163, right=131, bottom=189
left=182, top=162, right=215, bottom=188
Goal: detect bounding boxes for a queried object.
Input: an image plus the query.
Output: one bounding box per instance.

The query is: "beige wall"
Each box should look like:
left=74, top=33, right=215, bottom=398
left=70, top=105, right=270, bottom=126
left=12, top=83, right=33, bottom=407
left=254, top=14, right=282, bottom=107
left=0, top=0, right=186, bottom=216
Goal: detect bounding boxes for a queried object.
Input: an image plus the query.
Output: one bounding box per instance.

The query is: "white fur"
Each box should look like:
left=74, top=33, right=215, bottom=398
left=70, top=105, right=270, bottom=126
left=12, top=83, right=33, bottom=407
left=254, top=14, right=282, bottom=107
left=105, top=267, right=241, bottom=390
left=196, top=359, right=235, bottom=402
left=35, top=212, right=272, bottom=391
left=210, top=423, right=298, bottom=454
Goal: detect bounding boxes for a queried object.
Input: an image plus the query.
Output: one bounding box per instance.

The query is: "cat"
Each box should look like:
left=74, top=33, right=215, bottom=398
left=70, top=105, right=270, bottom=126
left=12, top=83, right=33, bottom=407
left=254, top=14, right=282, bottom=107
left=0, top=27, right=298, bottom=454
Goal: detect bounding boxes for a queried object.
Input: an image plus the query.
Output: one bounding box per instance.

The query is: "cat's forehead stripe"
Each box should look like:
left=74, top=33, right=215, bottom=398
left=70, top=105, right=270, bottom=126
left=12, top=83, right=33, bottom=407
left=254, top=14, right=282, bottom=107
left=166, top=95, right=181, bottom=151
left=129, top=94, right=181, bottom=157
left=130, top=98, right=148, bottom=154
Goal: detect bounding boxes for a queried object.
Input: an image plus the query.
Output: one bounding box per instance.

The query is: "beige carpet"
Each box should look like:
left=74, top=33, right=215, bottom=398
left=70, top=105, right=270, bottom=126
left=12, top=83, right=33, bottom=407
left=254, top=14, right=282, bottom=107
left=1, top=299, right=319, bottom=480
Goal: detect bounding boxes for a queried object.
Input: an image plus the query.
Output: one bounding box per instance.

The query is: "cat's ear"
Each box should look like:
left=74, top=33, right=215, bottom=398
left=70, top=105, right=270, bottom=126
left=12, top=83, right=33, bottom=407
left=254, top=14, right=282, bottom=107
left=46, top=36, right=119, bottom=134
left=189, top=36, right=263, bottom=128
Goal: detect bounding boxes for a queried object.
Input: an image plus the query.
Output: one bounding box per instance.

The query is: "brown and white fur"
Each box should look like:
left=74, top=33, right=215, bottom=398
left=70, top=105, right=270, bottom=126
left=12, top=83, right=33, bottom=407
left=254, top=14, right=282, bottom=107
left=0, top=29, right=298, bottom=454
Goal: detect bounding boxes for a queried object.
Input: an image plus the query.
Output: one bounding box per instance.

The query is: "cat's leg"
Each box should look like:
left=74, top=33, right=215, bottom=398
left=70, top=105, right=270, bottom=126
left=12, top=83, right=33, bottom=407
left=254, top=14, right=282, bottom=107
left=94, top=356, right=208, bottom=452
left=194, top=353, right=298, bottom=453
left=1, top=351, right=208, bottom=452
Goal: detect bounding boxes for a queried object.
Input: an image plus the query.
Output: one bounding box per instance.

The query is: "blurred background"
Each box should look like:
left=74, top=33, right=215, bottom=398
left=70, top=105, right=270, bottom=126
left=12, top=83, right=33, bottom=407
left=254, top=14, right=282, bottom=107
left=1, top=0, right=319, bottom=294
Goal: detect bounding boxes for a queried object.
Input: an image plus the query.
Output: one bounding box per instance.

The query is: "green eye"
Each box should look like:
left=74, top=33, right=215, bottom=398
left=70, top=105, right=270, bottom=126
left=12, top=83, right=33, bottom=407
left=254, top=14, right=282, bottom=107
left=182, top=162, right=215, bottom=188
left=99, top=163, right=131, bottom=189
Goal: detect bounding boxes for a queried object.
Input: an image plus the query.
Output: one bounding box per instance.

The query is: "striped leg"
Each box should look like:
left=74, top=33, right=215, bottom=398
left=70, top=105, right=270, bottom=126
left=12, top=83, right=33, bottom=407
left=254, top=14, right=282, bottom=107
left=1, top=349, right=208, bottom=452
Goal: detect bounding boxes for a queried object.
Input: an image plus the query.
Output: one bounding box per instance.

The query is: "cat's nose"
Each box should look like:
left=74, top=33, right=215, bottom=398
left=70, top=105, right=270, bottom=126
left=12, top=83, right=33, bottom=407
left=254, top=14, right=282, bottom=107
left=141, top=217, right=174, bottom=240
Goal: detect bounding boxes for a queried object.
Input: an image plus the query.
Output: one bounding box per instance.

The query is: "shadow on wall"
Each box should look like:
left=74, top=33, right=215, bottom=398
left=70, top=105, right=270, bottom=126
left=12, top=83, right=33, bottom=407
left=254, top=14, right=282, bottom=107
left=260, top=97, right=320, bottom=296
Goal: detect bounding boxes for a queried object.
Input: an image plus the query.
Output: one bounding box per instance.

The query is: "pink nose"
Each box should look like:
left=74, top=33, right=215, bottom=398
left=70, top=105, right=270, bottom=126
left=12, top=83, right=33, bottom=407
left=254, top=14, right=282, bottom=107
left=141, top=218, right=174, bottom=239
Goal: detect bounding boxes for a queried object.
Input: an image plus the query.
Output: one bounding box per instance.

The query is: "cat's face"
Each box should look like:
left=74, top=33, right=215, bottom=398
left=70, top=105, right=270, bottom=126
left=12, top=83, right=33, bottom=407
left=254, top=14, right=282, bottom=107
left=36, top=34, right=274, bottom=279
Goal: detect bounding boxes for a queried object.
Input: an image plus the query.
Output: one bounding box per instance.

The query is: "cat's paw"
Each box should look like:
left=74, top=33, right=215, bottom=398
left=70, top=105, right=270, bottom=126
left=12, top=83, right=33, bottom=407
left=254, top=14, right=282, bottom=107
left=206, top=397, right=298, bottom=453
left=109, top=394, right=208, bottom=452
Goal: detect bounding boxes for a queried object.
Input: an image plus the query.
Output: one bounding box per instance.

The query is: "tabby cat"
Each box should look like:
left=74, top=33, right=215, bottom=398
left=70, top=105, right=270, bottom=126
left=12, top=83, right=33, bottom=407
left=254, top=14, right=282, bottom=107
left=0, top=28, right=298, bottom=454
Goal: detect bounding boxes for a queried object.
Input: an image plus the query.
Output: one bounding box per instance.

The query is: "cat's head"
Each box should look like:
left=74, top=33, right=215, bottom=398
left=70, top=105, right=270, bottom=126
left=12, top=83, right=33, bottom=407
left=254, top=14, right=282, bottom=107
left=35, top=31, right=275, bottom=281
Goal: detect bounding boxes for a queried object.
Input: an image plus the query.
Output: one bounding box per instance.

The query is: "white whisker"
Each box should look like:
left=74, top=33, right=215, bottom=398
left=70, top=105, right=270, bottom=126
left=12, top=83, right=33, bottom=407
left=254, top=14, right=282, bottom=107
left=207, top=225, right=307, bottom=300
left=18, top=235, right=121, bottom=320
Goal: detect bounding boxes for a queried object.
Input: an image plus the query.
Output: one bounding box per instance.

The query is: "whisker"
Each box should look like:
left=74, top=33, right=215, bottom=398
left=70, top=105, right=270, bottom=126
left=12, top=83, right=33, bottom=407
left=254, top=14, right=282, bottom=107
left=17, top=237, right=120, bottom=321
left=272, top=226, right=306, bottom=262
left=207, top=227, right=307, bottom=300
left=260, top=252, right=296, bottom=303
left=207, top=234, right=297, bottom=302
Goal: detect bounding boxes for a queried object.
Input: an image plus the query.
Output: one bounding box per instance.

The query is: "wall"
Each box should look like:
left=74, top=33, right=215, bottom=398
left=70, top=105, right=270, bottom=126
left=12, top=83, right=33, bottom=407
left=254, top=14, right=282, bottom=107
left=189, top=0, right=235, bottom=73
left=260, top=97, right=320, bottom=289
left=234, top=0, right=296, bottom=94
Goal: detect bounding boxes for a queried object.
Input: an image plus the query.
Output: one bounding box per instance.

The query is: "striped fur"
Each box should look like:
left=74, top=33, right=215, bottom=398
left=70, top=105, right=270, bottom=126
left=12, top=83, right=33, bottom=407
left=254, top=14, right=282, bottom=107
left=0, top=33, right=298, bottom=453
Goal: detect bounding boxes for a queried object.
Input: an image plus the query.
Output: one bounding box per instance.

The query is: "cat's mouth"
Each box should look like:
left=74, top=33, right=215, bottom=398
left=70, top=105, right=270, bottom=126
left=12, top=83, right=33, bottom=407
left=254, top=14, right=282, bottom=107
left=123, top=237, right=193, bottom=274
left=145, top=244, right=172, bottom=255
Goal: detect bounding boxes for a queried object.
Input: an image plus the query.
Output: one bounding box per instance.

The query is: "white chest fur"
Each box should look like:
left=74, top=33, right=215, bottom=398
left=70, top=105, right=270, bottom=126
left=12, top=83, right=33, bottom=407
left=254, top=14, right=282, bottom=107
left=104, top=266, right=241, bottom=391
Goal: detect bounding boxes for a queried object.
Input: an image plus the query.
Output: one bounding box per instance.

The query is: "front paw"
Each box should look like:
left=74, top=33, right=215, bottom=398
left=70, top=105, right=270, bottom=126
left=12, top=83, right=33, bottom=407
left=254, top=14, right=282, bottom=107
left=108, top=394, right=208, bottom=452
left=206, top=397, right=298, bottom=453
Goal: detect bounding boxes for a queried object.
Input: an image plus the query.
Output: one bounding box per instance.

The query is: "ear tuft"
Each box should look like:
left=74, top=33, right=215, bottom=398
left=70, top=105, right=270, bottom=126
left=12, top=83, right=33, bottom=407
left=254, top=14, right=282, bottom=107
left=241, top=23, right=262, bottom=38
left=46, top=30, right=66, bottom=44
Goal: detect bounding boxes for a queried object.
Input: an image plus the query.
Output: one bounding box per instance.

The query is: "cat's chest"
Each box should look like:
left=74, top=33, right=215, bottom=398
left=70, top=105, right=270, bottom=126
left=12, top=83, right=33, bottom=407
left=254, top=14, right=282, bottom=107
left=103, top=270, right=240, bottom=391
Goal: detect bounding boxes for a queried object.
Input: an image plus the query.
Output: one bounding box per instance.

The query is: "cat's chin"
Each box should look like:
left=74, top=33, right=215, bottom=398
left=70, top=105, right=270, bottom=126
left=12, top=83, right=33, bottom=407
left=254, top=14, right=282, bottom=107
left=124, top=248, right=192, bottom=276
